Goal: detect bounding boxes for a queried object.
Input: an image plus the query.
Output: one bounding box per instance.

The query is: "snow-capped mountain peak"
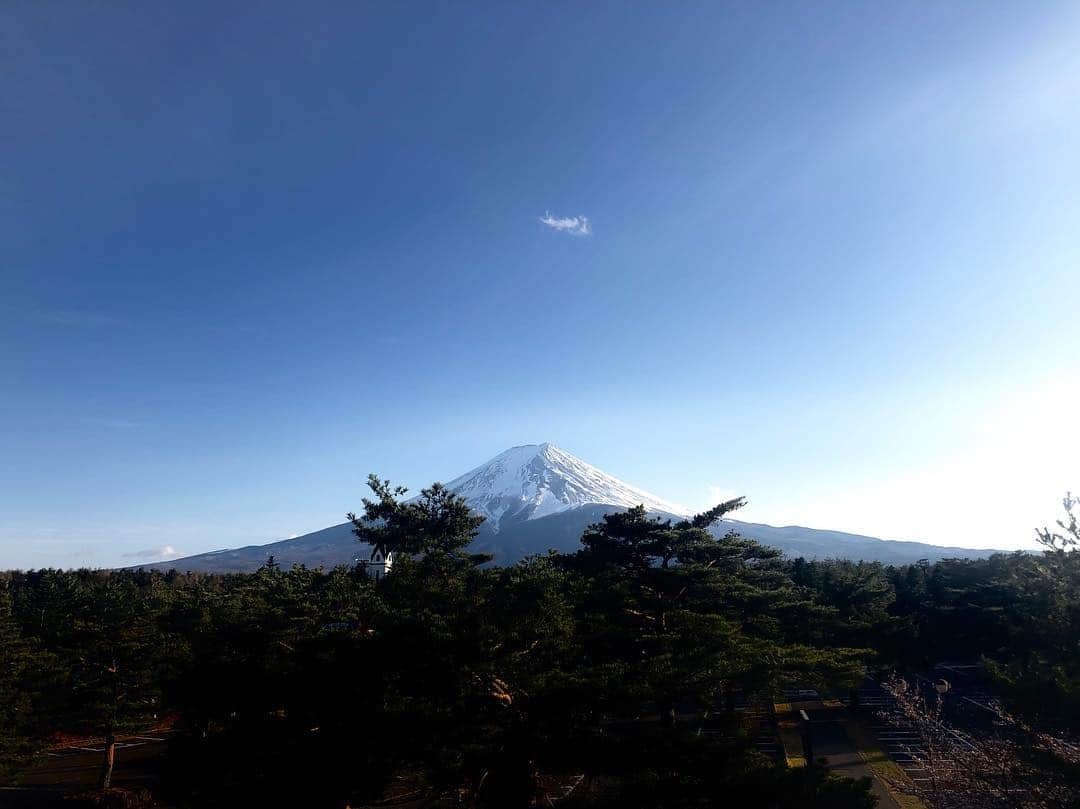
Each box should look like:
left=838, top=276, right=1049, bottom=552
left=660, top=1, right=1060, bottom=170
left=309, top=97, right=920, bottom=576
left=443, top=443, right=690, bottom=530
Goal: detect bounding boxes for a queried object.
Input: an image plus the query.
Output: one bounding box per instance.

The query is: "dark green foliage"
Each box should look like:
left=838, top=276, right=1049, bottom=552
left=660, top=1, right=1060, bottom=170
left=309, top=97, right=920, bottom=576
left=0, top=584, right=54, bottom=780
left=2, top=485, right=1078, bottom=807
left=787, top=558, right=901, bottom=658
left=984, top=494, right=1080, bottom=730
left=568, top=504, right=866, bottom=726
left=349, top=474, right=487, bottom=562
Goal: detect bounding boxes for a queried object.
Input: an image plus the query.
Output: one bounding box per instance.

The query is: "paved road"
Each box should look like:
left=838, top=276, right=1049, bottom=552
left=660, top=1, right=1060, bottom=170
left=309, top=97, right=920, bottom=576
left=814, top=720, right=901, bottom=809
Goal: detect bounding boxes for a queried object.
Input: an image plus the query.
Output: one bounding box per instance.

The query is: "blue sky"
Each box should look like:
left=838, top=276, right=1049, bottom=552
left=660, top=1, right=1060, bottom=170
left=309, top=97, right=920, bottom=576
left=2, top=2, right=1078, bottom=568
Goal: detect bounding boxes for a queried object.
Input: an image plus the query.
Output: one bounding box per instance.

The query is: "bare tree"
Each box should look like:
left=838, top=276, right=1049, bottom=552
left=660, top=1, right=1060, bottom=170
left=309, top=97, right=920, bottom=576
left=877, top=677, right=1079, bottom=809
left=1035, top=492, right=1079, bottom=552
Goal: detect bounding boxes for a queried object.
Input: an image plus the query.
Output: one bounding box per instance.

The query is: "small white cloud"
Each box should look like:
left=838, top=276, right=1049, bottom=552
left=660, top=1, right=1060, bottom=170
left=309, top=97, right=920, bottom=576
left=123, top=545, right=183, bottom=561
left=706, top=485, right=740, bottom=505
left=539, top=211, right=591, bottom=236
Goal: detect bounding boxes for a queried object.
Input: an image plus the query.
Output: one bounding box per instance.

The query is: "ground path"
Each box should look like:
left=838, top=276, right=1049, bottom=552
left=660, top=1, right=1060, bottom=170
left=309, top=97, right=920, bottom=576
left=814, top=720, right=901, bottom=809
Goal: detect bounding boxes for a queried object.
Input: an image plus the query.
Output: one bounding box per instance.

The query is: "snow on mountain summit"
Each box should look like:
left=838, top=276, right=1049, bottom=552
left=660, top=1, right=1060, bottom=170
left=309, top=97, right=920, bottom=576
left=443, top=443, right=691, bottom=530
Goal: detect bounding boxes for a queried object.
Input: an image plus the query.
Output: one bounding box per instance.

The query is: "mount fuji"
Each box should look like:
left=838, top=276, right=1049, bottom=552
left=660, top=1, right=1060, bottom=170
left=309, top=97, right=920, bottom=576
left=441, top=443, right=689, bottom=529
left=140, top=443, right=995, bottom=572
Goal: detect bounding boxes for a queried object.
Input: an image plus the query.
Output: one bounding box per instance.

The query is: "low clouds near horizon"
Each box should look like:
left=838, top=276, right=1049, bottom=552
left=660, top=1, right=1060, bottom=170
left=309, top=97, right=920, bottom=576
left=122, top=545, right=183, bottom=561
left=540, top=212, right=591, bottom=236
left=706, top=485, right=742, bottom=509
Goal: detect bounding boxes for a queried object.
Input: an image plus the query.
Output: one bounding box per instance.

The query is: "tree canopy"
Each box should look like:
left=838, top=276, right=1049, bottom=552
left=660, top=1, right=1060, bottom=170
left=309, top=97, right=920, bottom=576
left=1, top=483, right=1077, bottom=808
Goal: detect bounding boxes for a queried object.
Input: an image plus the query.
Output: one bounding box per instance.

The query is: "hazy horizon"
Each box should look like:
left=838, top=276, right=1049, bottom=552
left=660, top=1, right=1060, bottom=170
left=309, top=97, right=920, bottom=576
left=3, top=2, right=1078, bottom=569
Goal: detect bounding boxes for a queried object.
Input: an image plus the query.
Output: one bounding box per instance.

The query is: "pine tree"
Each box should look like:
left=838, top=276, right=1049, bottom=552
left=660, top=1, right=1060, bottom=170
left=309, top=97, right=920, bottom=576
left=349, top=474, right=487, bottom=564
left=0, top=584, right=51, bottom=780
left=60, top=572, right=168, bottom=789
left=988, top=493, right=1080, bottom=730
left=569, top=500, right=865, bottom=728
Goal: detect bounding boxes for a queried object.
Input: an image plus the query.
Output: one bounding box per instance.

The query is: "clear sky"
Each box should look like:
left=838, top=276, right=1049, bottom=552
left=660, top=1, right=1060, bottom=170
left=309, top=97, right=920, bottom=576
left=3, top=2, right=1078, bottom=569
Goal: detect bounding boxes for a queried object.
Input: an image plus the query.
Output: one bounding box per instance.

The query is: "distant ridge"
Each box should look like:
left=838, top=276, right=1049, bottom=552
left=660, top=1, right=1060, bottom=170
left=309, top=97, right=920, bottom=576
left=141, top=443, right=999, bottom=572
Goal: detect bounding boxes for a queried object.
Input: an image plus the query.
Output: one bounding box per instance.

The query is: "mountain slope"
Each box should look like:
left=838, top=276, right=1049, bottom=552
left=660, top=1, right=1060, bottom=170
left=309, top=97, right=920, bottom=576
left=441, top=442, right=689, bottom=529
left=139, top=443, right=999, bottom=572
left=142, top=508, right=995, bottom=573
